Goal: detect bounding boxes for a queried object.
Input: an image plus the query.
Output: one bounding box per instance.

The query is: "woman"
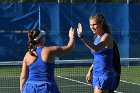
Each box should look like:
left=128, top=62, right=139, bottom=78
left=20, top=27, right=75, bottom=93
left=77, top=13, right=116, bottom=93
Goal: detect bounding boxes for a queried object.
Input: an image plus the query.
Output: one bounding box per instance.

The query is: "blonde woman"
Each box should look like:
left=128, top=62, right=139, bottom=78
left=77, top=13, right=116, bottom=93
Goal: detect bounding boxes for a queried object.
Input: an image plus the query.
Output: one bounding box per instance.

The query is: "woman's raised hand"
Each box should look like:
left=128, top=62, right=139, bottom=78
left=77, top=23, right=83, bottom=38
left=69, top=27, right=75, bottom=39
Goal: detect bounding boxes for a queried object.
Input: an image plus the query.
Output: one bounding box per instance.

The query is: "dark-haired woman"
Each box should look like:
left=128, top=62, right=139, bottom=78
left=20, top=27, right=75, bottom=93
left=77, top=13, right=116, bottom=93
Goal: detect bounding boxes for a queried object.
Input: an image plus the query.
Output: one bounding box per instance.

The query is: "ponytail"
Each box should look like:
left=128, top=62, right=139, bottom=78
left=28, top=29, right=40, bottom=57
left=28, top=39, right=37, bottom=57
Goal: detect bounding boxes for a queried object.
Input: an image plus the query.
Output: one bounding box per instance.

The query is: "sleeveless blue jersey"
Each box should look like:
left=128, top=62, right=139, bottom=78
left=22, top=47, right=60, bottom=93
left=91, top=34, right=116, bottom=90
left=27, top=47, right=55, bottom=82
left=91, top=36, right=116, bottom=77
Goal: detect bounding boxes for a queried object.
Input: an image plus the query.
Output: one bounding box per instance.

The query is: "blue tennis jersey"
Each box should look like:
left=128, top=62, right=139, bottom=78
left=27, top=47, right=55, bottom=82
left=91, top=33, right=116, bottom=90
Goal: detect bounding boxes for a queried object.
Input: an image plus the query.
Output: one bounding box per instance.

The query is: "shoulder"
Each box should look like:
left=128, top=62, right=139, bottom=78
left=24, top=51, right=30, bottom=59
left=101, top=33, right=113, bottom=48
left=23, top=51, right=37, bottom=64
left=103, top=33, right=111, bottom=38
left=22, top=52, right=29, bottom=64
left=42, top=46, right=59, bottom=54
left=24, top=51, right=32, bottom=61
left=42, top=46, right=54, bottom=52
left=43, top=46, right=60, bottom=52
left=101, top=33, right=113, bottom=42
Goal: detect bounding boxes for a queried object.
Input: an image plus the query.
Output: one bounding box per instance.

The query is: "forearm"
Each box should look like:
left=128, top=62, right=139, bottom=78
left=86, top=65, right=93, bottom=83
left=64, top=27, right=75, bottom=53
left=67, top=36, right=75, bottom=49
left=88, top=65, right=93, bottom=73
left=81, top=38, right=96, bottom=51
left=50, top=36, right=75, bottom=56
left=20, top=77, right=26, bottom=92
left=61, top=37, right=75, bottom=55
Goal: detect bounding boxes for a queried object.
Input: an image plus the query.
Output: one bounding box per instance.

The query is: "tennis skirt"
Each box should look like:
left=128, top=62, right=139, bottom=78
left=22, top=81, right=60, bottom=93
left=92, top=75, right=116, bottom=90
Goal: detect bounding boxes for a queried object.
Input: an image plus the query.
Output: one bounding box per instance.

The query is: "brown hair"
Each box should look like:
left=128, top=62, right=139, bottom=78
left=28, top=29, right=40, bottom=57
left=89, top=13, right=110, bottom=34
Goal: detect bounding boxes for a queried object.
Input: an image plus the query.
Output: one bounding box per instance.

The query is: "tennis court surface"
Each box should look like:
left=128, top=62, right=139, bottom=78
left=0, top=59, right=140, bottom=93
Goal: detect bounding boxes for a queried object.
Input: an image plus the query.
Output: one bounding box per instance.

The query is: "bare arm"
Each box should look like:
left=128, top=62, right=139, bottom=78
left=88, top=64, right=93, bottom=73
left=77, top=23, right=113, bottom=52
left=81, top=38, right=105, bottom=51
left=81, top=34, right=113, bottom=51
left=49, top=27, right=75, bottom=56
left=86, top=65, right=93, bottom=83
left=20, top=56, right=28, bottom=92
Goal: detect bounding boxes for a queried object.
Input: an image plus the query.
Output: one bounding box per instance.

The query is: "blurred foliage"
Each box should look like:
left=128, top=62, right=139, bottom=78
left=0, top=0, right=139, bottom=3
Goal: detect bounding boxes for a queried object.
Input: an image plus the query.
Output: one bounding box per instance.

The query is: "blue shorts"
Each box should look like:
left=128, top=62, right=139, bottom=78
left=92, top=76, right=116, bottom=90
left=22, top=81, right=60, bottom=93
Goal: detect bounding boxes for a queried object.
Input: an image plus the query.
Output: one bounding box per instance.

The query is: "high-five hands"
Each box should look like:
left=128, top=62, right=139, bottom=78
left=69, top=27, right=75, bottom=39
left=77, top=23, right=84, bottom=39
